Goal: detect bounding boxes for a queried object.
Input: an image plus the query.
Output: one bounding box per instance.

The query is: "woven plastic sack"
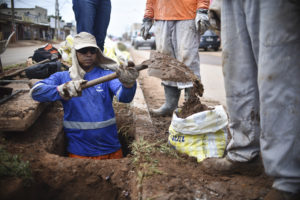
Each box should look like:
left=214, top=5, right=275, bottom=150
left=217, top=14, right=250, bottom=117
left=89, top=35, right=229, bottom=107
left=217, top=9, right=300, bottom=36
left=58, top=35, right=74, bottom=65
left=168, top=105, right=228, bottom=162
left=104, top=38, right=132, bottom=65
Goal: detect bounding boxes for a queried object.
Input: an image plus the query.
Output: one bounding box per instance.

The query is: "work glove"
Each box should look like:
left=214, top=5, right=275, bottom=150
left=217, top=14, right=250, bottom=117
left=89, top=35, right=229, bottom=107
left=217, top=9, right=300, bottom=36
left=57, top=79, right=87, bottom=100
left=208, top=0, right=221, bottom=35
left=116, top=61, right=139, bottom=88
left=195, top=9, right=210, bottom=35
left=140, top=18, right=153, bottom=40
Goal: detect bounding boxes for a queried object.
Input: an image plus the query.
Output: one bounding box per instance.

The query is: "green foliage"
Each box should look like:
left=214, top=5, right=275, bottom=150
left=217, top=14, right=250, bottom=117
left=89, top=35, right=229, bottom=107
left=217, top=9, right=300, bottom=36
left=157, top=142, right=182, bottom=160
left=0, top=145, right=33, bottom=184
left=131, top=137, right=156, bottom=166
left=3, top=62, right=26, bottom=71
left=131, top=138, right=181, bottom=165
left=131, top=138, right=182, bottom=200
left=131, top=138, right=181, bottom=178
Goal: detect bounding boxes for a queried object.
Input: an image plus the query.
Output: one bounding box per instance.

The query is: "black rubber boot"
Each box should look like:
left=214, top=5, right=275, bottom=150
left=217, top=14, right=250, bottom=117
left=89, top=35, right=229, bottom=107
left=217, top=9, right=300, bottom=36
left=150, top=85, right=181, bottom=116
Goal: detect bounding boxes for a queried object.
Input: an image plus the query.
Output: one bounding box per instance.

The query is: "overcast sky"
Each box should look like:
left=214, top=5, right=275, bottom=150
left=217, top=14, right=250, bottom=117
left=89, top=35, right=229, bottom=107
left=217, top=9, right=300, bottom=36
left=2, top=0, right=146, bottom=36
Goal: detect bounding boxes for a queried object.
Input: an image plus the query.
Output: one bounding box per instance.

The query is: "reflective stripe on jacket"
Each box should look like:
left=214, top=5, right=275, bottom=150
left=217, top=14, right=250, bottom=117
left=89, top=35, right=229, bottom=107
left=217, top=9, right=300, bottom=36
left=31, top=67, right=136, bottom=156
left=144, top=0, right=210, bottom=20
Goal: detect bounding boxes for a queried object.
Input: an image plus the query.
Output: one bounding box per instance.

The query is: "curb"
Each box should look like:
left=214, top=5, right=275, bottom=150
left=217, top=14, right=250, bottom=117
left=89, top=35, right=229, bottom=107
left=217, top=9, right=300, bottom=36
left=132, top=81, right=156, bottom=139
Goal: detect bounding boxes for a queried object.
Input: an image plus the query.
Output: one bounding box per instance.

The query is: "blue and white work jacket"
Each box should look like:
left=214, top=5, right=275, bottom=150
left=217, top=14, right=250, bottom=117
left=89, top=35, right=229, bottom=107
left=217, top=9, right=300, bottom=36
left=31, top=67, right=136, bottom=156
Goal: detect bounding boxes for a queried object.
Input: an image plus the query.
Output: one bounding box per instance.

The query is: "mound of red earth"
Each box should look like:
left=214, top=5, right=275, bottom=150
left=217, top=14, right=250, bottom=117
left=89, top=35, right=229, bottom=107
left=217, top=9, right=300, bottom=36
left=177, top=79, right=211, bottom=118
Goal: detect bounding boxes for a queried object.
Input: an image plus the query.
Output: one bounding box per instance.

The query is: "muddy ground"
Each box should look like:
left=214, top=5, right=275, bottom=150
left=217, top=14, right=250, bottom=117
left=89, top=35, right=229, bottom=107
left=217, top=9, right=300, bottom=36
left=0, top=49, right=273, bottom=200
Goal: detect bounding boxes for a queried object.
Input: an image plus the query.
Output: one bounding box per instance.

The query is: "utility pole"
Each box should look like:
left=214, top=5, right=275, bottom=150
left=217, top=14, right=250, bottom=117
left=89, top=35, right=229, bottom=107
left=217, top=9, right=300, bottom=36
left=55, top=0, right=59, bottom=40
left=11, top=0, right=16, bottom=41
left=58, top=2, right=60, bottom=40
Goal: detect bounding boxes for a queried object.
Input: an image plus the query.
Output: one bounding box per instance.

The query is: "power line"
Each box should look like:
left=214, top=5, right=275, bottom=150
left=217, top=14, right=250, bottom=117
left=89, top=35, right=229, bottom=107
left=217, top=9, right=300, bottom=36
left=13, top=0, right=53, bottom=8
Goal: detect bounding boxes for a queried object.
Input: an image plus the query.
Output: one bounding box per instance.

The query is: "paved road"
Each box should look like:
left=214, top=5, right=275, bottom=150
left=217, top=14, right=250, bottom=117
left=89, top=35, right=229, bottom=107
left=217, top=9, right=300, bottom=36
left=199, top=50, right=222, bottom=66
left=2, top=46, right=40, bottom=66
left=198, top=50, right=226, bottom=107
left=2, top=42, right=62, bottom=67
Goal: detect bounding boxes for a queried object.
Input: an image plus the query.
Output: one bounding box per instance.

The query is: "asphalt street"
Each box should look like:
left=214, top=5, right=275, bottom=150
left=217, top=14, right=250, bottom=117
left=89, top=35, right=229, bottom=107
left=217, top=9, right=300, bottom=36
left=2, top=45, right=42, bottom=66
left=2, top=41, right=61, bottom=67
left=199, top=50, right=222, bottom=66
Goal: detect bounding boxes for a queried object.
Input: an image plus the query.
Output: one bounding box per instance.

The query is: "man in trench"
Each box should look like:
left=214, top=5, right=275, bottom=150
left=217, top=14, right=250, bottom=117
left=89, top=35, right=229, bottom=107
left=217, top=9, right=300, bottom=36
left=30, top=32, right=139, bottom=160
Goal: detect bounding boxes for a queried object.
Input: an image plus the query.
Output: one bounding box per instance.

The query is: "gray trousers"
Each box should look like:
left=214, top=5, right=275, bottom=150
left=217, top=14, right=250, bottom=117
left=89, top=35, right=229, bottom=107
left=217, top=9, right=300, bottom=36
left=223, top=0, right=300, bottom=193
left=154, top=20, right=201, bottom=89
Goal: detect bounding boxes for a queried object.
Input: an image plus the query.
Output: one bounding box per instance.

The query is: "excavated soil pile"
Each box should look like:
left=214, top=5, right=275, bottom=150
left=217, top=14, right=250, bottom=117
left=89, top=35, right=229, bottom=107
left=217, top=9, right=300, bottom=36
left=177, top=79, right=211, bottom=118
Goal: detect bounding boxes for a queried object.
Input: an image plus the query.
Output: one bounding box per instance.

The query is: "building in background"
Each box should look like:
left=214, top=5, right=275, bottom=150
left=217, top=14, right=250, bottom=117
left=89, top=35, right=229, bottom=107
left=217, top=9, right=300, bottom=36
left=0, top=5, right=49, bottom=40
left=49, top=17, right=76, bottom=40
left=0, top=4, right=75, bottom=41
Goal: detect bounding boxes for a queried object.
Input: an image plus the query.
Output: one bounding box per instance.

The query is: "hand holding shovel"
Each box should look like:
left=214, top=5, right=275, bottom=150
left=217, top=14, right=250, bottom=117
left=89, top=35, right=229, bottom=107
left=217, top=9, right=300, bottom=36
left=81, top=51, right=197, bottom=90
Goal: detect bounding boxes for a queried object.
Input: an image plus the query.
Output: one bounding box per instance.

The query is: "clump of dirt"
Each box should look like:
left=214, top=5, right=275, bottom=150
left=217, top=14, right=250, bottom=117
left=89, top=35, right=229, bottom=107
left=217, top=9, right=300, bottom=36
left=177, top=79, right=211, bottom=118
left=114, top=101, right=135, bottom=156
left=142, top=51, right=197, bottom=83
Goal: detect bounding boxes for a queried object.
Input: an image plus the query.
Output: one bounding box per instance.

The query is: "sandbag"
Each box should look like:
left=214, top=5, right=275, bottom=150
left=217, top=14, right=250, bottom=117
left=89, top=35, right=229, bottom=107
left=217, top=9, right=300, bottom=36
left=168, top=105, right=228, bottom=162
left=25, top=61, right=63, bottom=79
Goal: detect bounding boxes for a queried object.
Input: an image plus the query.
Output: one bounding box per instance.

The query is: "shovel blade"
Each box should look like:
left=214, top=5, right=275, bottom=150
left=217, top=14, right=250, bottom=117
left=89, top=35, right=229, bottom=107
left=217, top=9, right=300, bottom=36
left=144, top=51, right=197, bottom=83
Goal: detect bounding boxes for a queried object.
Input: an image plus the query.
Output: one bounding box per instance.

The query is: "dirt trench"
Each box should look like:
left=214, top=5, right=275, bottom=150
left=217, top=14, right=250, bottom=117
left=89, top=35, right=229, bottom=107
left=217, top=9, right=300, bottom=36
left=0, top=101, right=136, bottom=200
left=0, top=49, right=274, bottom=200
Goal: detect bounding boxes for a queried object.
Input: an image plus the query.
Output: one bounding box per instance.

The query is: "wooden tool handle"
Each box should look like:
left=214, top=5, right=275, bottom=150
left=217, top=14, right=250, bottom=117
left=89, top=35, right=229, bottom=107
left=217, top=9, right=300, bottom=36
left=81, top=64, right=148, bottom=90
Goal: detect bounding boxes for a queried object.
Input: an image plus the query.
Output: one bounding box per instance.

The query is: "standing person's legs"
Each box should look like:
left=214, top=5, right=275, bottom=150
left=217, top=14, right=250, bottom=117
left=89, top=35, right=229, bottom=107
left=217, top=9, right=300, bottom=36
left=174, top=20, right=200, bottom=99
left=155, top=21, right=176, bottom=67
left=259, top=0, right=300, bottom=196
left=94, top=0, right=111, bottom=51
left=174, top=20, right=200, bottom=80
left=72, top=0, right=97, bottom=35
left=201, top=0, right=261, bottom=173
left=222, top=0, right=260, bottom=162
left=151, top=21, right=180, bottom=116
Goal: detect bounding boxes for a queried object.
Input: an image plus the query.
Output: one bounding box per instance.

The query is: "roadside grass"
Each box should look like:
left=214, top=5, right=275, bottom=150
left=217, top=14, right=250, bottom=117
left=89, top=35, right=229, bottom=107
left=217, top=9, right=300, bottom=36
left=131, top=137, right=182, bottom=200
left=3, top=62, right=27, bottom=71
left=131, top=137, right=182, bottom=177
left=131, top=138, right=182, bottom=167
left=0, top=142, right=33, bottom=186
left=113, top=99, right=183, bottom=199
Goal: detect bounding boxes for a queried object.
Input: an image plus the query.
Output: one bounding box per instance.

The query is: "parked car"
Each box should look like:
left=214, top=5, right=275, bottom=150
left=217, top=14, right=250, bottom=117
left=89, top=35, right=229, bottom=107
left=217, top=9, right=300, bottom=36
left=199, top=30, right=220, bottom=51
left=130, top=31, right=138, bottom=46
left=132, top=32, right=156, bottom=50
